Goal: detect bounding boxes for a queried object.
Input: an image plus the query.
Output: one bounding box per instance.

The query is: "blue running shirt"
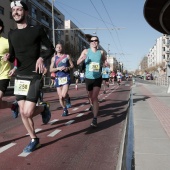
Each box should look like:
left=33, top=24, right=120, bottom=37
left=85, top=48, right=102, bottom=79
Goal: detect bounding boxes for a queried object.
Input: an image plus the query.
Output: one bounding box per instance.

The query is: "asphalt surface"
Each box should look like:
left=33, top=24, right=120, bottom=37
left=0, top=81, right=132, bottom=170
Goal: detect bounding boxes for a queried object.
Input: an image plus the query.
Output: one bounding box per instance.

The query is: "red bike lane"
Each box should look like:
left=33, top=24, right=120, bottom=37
left=0, top=82, right=131, bottom=170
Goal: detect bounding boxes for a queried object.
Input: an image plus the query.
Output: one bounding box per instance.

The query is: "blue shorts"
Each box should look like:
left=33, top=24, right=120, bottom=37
left=55, top=75, right=71, bottom=87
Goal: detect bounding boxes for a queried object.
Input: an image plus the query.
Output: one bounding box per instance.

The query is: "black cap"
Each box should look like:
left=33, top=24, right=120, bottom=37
left=11, top=1, right=28, bottom=11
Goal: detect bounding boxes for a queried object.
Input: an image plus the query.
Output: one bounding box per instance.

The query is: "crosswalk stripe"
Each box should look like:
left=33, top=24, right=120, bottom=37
left=72, top=108, right=78, bottom=111
left=49, top=119, right=59, bottom=124
left=0, top=143, right=16, bottom=153
left=76, top=113, right=84, bottom=117
left=48, top=129, right=61, bottom=137
left=65, top=120, right=75, bottom=125
left=18, top=152, right=31, bottom=157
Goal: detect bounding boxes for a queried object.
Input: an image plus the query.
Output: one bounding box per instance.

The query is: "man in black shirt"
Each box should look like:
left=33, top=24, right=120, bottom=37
left=8, top=1, right=55, bottom=153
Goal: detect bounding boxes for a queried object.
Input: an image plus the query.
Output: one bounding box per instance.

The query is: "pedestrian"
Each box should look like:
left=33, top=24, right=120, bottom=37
left=0, top=18, right=17, bottom=109
left=116, top=70, right=122, bottom=85
left=73, top=69, right=80, bottom=90
left=7, top=1, right=55, bottom=153
left=77, top=35, right=106, bottom=127
left=80, top=70, right=85, bottom=83
left=102, top=62, right=110, bottom=94
left=50, top=43, right=74, bottom=116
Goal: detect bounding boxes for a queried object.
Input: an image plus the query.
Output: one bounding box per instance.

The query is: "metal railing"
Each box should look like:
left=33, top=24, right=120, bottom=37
left=155, top=76, right=169, bottom=86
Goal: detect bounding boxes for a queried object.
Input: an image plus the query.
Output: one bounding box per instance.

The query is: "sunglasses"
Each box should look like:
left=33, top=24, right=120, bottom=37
left=90, top=40, right=98, bottom=42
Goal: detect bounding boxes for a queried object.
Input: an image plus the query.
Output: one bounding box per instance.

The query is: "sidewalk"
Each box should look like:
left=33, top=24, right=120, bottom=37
left=133, top=82, right=170, bottom=170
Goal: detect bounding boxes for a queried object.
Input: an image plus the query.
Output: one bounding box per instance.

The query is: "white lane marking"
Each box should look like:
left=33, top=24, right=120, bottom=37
left=86, top=101, right=89, bottom=103
left=125, top=84, right=130, bottom=86
left=26, top=128, right=42, bottom=135
left=48, top=129, right=61, bottom=137
left=49, top=119, right=59, bottom=124
left=80, top=104, right=85, bottom=107
left=0, top=143, right=16, bottom=153
left=65, top=120, right=75, bottom=125
left=18, top=152, right=31, bottom=157
left=76, top=113, right=84, bottom=117
left=72, top=108, right=78, bottom=111
left=85, top=108, right=89, bottom=111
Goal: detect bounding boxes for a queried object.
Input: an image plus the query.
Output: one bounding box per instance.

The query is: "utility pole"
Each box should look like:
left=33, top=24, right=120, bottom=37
left=52, top=0, right=55, bottom=47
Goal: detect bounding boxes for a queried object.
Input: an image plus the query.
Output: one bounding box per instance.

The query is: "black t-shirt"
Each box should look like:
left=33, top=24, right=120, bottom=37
left=8, top=25, right=55, bottom=75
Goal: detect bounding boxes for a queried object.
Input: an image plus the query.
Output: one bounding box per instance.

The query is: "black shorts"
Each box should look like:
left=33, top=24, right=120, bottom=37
left=0, top=79, right=10, bottom=93
left=15, top=75, right=42, bottom=103
left=85, top=77, right=102, bottom=91
left=102, top=78, right=109, bottom=82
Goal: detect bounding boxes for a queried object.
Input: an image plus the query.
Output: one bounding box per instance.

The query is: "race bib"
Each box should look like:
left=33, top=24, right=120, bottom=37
left=14, top=79, right=31, bottom=95
left=89, top=62, right=100, bottom=72
left=103, top=71, right=106, bottom=74
left=58, top=77, right=67, bottom=85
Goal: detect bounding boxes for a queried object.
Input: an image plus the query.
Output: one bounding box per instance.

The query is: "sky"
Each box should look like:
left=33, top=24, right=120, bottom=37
left=54, top=0, right=162, bottom=71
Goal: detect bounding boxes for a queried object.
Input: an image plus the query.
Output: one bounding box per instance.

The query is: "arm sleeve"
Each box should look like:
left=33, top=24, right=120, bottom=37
left=14, top=58, right=17, bottom=67
left=39, top=26, right=55, bottom=60
left=8, top=32, right=15, bottom=63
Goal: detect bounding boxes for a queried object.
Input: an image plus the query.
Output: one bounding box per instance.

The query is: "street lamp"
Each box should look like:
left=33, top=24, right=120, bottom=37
left=107, top=44, right=110, bottom=57
left=52, top=0, right=55, bottom=47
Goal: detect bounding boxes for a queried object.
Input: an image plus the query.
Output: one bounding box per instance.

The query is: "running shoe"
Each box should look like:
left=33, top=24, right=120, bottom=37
left=62, top=108, right=68, bottom=117
left=23, top=138, right=41, bottom=153
left=103, top=91, right=106, bottom=94
left=91, top=118, right=97, bottom=128
left=40, top=102, right=51, bottom=124
left=11, top=101, right=19, bottom=118
left=66, top=97, right=71, bottom=108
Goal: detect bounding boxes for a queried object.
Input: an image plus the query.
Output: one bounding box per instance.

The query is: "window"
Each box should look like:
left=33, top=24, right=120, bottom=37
left=0, top=6, right=4, bottom=15
left=32, top=6, right=37, bottom=19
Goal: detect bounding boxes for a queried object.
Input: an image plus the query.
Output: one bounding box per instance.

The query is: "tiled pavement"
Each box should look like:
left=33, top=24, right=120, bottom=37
left=133, top=82, right=170, bottom=170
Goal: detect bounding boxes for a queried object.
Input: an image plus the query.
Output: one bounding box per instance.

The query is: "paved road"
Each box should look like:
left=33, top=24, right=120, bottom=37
left=0, top=81, right=132, bottom=170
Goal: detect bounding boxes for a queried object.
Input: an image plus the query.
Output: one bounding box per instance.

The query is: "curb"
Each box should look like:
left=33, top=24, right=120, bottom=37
left=116, top=89, right=135, bottom=170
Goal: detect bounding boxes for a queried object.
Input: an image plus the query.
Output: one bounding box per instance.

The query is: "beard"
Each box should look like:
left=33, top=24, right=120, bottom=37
left=14, top=15, right=25, bottom=24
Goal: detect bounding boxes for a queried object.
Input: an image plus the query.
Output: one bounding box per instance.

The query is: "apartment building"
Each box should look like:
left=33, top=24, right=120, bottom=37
left=64, top=20, right=89, bottom=65
left=147, top=34, right=170, bottom=69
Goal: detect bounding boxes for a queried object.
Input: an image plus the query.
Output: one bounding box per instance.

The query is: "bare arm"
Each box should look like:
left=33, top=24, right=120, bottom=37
left=77, top=49, right=88, bottom=65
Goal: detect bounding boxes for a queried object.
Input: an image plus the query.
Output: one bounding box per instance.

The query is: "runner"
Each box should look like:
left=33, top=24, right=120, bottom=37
left=77, top=35, right=106, bottom=127
left=0, top=18, right=17, bottom=110
left=73, top=69, right=80, bottom=90
left=80, top=70, right=85, bottom=84
left=102, top=62, right=110, bottom=94
left=116, top=70, right=122, bottom=85
left=50, top=43, right=74, bottom=116
left=7, top=1, right=55, bottom=153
